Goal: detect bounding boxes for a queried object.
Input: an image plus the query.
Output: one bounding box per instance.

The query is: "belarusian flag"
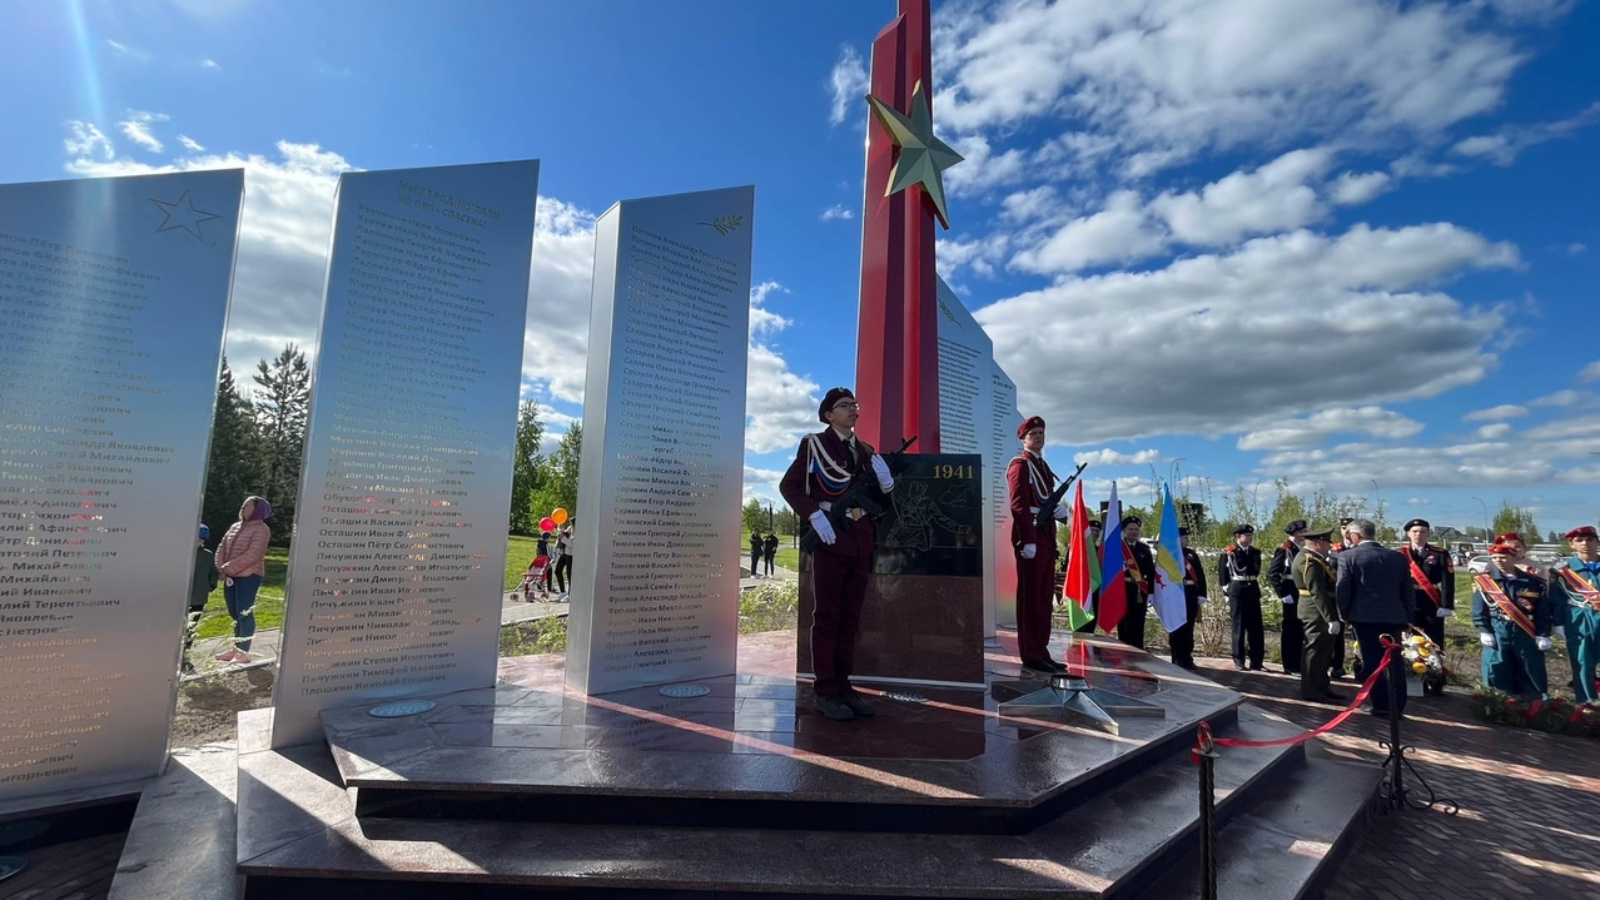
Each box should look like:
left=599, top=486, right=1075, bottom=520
left=1062, top=482, right=1096, bottom=631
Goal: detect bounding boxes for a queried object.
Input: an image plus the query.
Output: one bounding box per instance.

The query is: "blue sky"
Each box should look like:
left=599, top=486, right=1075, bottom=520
left=3, top=0, right=1597, bottom=535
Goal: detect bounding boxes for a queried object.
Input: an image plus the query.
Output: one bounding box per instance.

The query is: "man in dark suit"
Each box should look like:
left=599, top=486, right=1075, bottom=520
left=1169, top=526, right=1207, bottom=670
left=780, top=387, right=896, bottom=722
left=1335, top=517, right=1415, bottom=717
left=1268, top=520, right=1308, bottom=675
left=1218, top=524, right=1264, bottom=670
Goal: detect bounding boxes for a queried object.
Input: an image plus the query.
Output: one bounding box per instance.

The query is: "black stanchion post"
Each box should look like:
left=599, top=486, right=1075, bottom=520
left=1195, top=725, right=1219, bottom=900
left=1376, top=636, right=1460, bottom=816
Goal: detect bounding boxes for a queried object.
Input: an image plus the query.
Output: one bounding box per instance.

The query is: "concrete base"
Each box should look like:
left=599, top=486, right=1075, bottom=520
left=109, top=744, right=240, bottom=900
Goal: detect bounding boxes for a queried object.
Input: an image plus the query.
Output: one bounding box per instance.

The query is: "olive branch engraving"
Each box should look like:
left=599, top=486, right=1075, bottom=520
left=697, top=215, right=744, bottom=236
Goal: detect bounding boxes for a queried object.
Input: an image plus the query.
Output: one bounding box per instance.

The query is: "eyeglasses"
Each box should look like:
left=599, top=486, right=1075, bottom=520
left=831, top=402, right=861, bottom=412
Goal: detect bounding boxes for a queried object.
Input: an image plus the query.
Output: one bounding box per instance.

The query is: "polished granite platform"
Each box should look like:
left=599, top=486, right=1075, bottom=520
left=236, top=630, right=1382, bottom=899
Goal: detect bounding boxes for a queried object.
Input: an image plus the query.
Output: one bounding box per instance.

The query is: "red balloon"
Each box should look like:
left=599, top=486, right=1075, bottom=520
left=540, top=517, right=556, bottom=533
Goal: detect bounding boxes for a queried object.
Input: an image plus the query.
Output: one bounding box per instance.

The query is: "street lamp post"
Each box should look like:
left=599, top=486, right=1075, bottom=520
left=1471, top=496, right=1489, bottom=541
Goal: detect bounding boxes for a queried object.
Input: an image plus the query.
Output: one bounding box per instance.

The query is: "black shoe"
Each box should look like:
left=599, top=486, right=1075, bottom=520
left=1283, top=667, right=1302, bottom=676
left=1232, top=660, right=1247, bottom=671
left=814, top=694, right=855, bottom=721
left=1248, top=664, right=1265, bottom=671
left=841, top=690, right=877, bottom=718
left=1321, top=691, right=1343, bottom=702
left=1330, top=670, right=1347, bottom=680
left=1022, top=659, right=1058, bottom=676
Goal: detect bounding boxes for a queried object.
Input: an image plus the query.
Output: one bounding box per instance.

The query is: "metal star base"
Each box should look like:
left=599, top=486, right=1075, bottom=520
left=992, top=672, right=1165, bottom=735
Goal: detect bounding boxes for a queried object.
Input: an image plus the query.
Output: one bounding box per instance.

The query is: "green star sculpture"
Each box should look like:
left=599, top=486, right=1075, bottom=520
left=866, top=79, right=964, bottom=229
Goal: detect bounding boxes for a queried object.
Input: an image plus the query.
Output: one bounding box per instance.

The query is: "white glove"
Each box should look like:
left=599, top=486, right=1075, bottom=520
left=1198, top=596, right=1209, bottom=605
left=808, top=510, right=836, bottom=546
left=224, top=577, right=234, bottom=587
left=870, top=454, right=893, bottom=491
left=1554, top=626, right=1566, bottom=641
left=1282, top=595, right=1296, bottom=605
left=1329, top=621, right=1342, bottom=636
left=1436, top=607, right=1450, bottom=619
left=1052, top=503, right=1070, bottom=521
left=1479, top=632, right=1496, bottom=649
left=1537, top=636, right=1554, bottom=652
left=1021, top=543, right=1037, bottom=560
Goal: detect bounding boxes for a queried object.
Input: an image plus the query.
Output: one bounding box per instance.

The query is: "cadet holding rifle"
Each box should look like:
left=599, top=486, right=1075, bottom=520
left=780, top=388, right=897, bottom=722
left=1008, top=416, right=1074, bottom=675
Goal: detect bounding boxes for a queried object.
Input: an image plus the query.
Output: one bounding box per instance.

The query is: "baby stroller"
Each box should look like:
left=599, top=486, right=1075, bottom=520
left=517, top=556, right=551, bottom=602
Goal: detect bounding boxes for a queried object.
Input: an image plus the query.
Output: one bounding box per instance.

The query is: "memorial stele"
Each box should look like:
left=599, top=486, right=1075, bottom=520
left=0, top=169, right=244, bottom=802
left=271, top=160, right=541, bottom=747
left=933, top=275, right=1020, bottom=636
left=564, top=186, right=755, bottom=696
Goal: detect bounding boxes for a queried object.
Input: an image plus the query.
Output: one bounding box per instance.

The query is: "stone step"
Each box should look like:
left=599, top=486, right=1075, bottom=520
left=238, top=704, right=1317, bottom=899
left=1129, top=746, right=1382, bottom=900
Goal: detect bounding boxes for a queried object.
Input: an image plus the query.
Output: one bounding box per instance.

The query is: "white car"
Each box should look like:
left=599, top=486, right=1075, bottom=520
left=1467, top=555, right=1492, bottom=574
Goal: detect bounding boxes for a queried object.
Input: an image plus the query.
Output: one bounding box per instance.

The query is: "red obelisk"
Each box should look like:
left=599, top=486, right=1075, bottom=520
left=856, top=0, right=942, bottom=454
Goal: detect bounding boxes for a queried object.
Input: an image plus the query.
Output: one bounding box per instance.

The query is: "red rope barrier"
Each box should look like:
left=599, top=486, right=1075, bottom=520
left=1195, top=635, right=1399, bottom=752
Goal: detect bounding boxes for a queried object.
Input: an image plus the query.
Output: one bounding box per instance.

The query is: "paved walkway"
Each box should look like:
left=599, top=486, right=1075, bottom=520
left=1188, top=656, right=1600, bottom=899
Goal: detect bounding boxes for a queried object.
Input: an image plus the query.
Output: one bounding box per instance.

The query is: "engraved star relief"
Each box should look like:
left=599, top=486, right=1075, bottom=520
left=865, top=79, right=964, bottom=230
left=149, top=190, right=221, bottom=241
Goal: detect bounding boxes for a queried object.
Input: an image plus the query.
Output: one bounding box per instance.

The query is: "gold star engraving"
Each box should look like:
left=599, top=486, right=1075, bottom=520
left=149, top=190, right=221, bottom=241
left=866, top=80, right=964, bottom=229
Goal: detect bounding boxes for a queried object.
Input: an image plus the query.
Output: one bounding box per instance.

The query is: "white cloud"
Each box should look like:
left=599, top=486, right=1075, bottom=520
left=936, top=232, right=1010, bottom=280
left=745, top=283, right=820, bottom=454
left=177, top=135, right=206, bottom=152
left=1452, top=102, right=1600, bottom=165
left=933, top=0, right=1536, bottom=177
left=118, top=110, right=169, bottom=153
left=1479, top=0, right=1577, bottom=23
left=1074, top=448, right=1162, bottom=467
left=62, top=121, right=113, bottom=160
left=944, top=134, right=1029, bottom=197
left=1406, top=498, right=1430, bottom=506
left=742, top=466, right=788, bottom=504
left=1462, top=404, right=1529, bottom=422
left=1329, top=171, right=1393, bottom=206
left=978, top=222, right=1518, bottom=442
left=1532, top=389, right=1584, bottom=407
left=827, top=45, right=868, bottom=127
left=1237, top=407, right=1425, bottom=451
left=1569, top=243, right=1588, bottom=256
left=105, top=39, right=151, bottom=62
left=1475, top=423, right=1514, bottom=440
left=1151, top=148, right=1332, bottom=247
left=1011, top=190, right=1164, bottom=274
left=820, top=204, right=854, bottom=221
left=1580, top=361, right=1600, bottom=383
left=201, top=58, right=221, bottom=70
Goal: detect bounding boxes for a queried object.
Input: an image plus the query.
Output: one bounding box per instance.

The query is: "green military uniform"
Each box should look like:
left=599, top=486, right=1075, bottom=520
left=1550, top=555, right=1600, bottom=703
left=1292, top=537, right=1339, bottom=701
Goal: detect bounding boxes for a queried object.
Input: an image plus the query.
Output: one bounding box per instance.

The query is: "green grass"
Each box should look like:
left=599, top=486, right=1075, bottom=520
left=775, top=547, right=802, bottom=573
left=193, top=546, right=289, bottom=640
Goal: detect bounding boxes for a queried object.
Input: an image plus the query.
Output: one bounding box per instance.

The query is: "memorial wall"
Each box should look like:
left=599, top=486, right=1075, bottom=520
left=990, top=363, right=1020, bottom=628
left=0, top=170, right=243, bottom=801
left=565, top=186, right=754, bottom=695
left=271, top=161, right=540, bottom=747
left=934, top=278, right=999, bottom=637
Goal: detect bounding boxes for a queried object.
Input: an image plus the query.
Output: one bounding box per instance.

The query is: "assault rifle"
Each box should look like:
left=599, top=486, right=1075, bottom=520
left=1034, top=461, right=1089, bottom=532
left=800, top=435, right=918, bottom=553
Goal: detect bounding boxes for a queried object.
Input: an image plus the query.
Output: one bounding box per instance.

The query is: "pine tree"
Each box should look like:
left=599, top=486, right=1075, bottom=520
left=200, top=359, right=264, bottom=540
left=253, top=344, right=311, bottom=541
left=509, top=400, right=545, bottom=535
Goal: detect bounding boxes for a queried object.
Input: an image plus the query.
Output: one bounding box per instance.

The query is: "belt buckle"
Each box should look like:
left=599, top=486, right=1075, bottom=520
left=847, top=507, right=866, bottom=521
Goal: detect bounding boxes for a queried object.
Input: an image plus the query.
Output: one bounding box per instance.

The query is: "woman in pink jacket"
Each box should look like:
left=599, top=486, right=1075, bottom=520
left=214, top=495, right=271, bottom=663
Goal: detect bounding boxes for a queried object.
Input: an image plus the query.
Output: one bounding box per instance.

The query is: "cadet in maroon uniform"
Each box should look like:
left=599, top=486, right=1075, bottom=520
left=1008, top=416, right=1070, bottom=674
left=779, top=388, right=896, bottom=722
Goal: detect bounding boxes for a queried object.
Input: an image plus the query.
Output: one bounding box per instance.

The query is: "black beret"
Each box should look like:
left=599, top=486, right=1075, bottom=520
left=1088, top=519, right=1102, bottom=527
left=819, top=387, right=855, bottom=422
left=1232, top=523, right=1255, bottom=535
left=1338, top=517, right=1354, bottom=527
left=1017, top=415, right=1046, bottom=440
left=1284, top=519, right=1308, bottom=536
left=1178, top=526, right=1191, bottom=536
left=1403, top=518, right=1430, bottom=532
left=1121, top=515, right=1142, bottom=528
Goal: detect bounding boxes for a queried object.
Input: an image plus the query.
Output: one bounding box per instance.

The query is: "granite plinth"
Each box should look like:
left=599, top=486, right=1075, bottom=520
left=798, top=571, right=987, bottom=686
left=235, top=633, right=1378, bottom=898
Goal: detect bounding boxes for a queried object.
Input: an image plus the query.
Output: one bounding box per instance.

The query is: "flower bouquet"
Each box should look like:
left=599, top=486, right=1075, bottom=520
left=1470, top=688, right=1600, bottom=738
left=1401, top=627, right=1449, bottom=692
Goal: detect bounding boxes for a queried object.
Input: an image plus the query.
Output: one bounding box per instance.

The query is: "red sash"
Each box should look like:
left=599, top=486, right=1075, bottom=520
left=1555, top=567, right=1600, bottom=613
left=1407, top=551, right=1442, bottom=609
left=1474, top=574, right=1537, bottom=639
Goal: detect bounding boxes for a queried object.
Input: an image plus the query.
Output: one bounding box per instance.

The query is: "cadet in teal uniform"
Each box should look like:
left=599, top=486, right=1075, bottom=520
left=1550, top=525, right=1600, bottom=703
left=1472, top=543, right=1554, bottom=698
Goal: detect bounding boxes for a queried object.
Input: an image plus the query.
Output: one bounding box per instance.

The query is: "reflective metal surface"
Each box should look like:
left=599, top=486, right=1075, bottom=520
left=0, top=170, right=243, bottom=802
left=564, top=186, right=754, bottom=696
left=271, top=161, right=540, bottom=748
left=988, top=364, right=1020, bottom=627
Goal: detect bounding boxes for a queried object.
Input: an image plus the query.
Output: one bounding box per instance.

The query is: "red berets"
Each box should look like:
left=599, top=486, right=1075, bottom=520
left=1565, top=526, right=1599, bottom=541
left=1017, top=416, right=1045, bottom=439
left=1488, top=543, right=1517, bottom=555
left=1494, top=531, right=1524, bottom=545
